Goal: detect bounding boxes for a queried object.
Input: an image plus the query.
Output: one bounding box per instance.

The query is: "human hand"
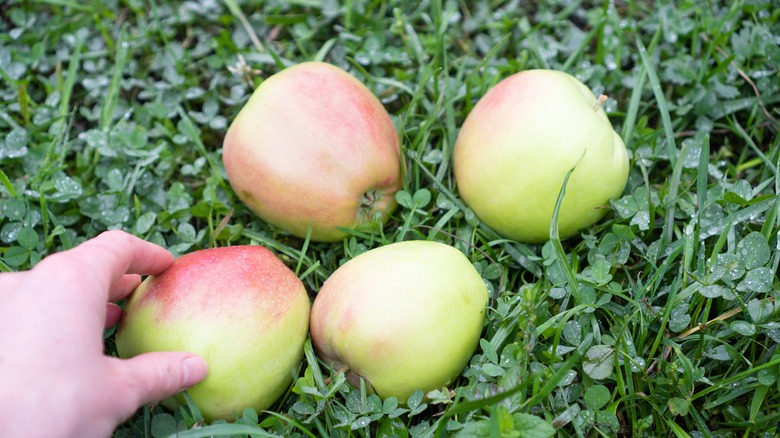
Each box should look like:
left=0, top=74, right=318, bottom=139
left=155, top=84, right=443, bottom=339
left=0, top=230, right=208, bottom=438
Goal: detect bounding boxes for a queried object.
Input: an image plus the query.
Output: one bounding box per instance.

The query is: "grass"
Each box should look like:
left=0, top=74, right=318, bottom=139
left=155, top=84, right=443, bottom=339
left=1, top=0, right=779, bottom=436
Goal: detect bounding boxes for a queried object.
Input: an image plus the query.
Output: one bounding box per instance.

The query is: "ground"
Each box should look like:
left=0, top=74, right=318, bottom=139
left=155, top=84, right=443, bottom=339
left=0, top=1, right=779, bottom=437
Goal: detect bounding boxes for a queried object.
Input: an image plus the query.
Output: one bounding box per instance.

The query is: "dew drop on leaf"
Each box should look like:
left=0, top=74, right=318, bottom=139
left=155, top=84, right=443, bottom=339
left=53, top=174, right=82, bottom=199
left=2, top=128, right=29, bottom=159
left=351, top=416, right=371, bottom=430
left=559, top=370, right=578, bottom=386
left=737, top=267, right=773, bottom=293
left=631, top=357, right=646, bottom=373
left=736, top=232, right=770, bottom=270
left=729, top=320, right=756, bottom=336
left=0, top=222, right=22, bottom=244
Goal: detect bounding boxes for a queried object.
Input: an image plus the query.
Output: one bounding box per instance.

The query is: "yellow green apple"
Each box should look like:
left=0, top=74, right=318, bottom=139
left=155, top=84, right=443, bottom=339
left=309, top=241, right=488, bottom=402
left=453, top=69, right=629, bottom=243
left=115, top=246, right=310, bottom=421
left=222, top=61, right=402, bottom=242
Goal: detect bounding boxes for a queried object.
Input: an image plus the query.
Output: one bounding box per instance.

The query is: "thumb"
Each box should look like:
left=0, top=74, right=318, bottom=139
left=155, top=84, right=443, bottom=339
left=113, top=352, right=208, bottom=413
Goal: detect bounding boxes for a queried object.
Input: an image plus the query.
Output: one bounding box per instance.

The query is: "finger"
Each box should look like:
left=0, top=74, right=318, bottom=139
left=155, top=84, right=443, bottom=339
left=36, top=230, right=173, bottom=298
left=105, top=303, right=123, bottom=328
left=110, top=274, right=143, bottom=302
left=111, top=353, right=208, bottom=418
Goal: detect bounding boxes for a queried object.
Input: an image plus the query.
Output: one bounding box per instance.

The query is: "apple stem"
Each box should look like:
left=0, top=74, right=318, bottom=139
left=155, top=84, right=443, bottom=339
left=593, top=94, right=608, bottom=111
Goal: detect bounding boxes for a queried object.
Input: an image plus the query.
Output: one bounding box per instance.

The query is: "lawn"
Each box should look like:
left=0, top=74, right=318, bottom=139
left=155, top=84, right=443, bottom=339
left=1, top=0, right=779, bottom=437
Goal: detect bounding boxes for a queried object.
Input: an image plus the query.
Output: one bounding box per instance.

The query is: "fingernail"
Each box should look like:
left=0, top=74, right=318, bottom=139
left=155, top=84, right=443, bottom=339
left=182, top=356, right=208, bottom=388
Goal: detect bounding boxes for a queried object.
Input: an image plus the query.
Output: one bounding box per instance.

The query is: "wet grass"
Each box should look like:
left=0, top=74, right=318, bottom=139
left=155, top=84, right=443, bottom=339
left=1, top=1, right=779, bottom=436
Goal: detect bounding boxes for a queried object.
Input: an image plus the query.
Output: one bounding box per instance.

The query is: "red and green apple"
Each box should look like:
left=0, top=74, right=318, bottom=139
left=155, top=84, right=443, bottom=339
left=116, top=246, right=310, bottom=421
left=453, top=69, right=629, bottom=243
left=310, top=240, right=488, bottom=402
left=222, top=61, right=402, bottom=242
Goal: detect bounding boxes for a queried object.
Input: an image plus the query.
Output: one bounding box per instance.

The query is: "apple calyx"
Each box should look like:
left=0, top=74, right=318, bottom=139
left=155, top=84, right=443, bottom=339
left=345, top=369, right=377, bottom=395
left=358, top=189, right=382, bottom=220
left=332, top=363, right=378, bottom=395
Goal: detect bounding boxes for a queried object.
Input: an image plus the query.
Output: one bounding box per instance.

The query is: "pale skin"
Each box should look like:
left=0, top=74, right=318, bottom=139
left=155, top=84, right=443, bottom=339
left=0, top=230, right=208, bottom=438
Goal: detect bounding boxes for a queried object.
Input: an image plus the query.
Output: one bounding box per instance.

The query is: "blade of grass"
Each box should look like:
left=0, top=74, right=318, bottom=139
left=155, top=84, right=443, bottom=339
left=517, top=18, right=550, bottom=70
left=430, top=334, right=593, bottom=437
left=549, top=158, right=583, bottom=303
left=561, top=15, right=605, bottom=73
left=38, top=193, right=49, bottom=243
left=295, top=226, right=313, bottom=276
left=687, top=403, right=713, bottom=437
left=666, top=418, right=692, bottom=438
left=172, top=423, right=279, bottom=438
left=535, top=304, right=591, bottom=336
left=636, top=35, right=677, bottom=167
left=622, top=66, right=647, bottom=146
left=645, top=249, right=684, bottom=363
left=41, top=35, right=82, bottom=177
left=697, top=135, right=710, bottom=216
left=180, top=390, right=203, bottom=424
left=222, top=0, right=265, bottom=53
left=261, top=411, right=318, bottom=438
left=174, top=104, right=231, bottom=198
left=760, top=196, right=779, bottom=241
left=662, top=137, right=689, bottom=244
left=521, top=334, right=594, bottom=409
left=31, top=0, right=91, bottom=12
left=242, top=230, right=331, bottom=281
left=488, top=283, right=540, bottom=351
left=302, top=339, right=326, bottom=390
left=692, top=355, right=780, bottom=401
left=746, top=385, right=770, bottom=436
left=729, top=115, right=778, bottom=177
left=100, top=25, right=129, bottom=131
left=489, top=405, right=501, bottom=437
left=0, top=168, right=18, bottom=198
left=313, top=38, right=337, bottom=62
left=143, top=404, right=151, bottom=438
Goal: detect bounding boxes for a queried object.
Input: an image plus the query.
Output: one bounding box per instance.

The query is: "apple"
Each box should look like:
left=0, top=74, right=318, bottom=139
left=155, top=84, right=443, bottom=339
left=309, top=240, right=488, bottom=402
left=115, top=246, right=311, bottom=421
left=453, top=69, right=629, bottom=243
left=222, top=61, right=402, bottom=242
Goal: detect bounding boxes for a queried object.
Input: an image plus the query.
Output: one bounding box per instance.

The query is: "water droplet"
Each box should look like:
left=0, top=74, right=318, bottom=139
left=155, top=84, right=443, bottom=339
left=79, top=129, right=108, bottom=150
left=631, top=357, right=646, bottom=373
left=352, top=417, right=371, bottom=428
left=0, top=222, right=22, bottom=243
left=184, top=87, right=204, bottom=100
left=54, top=173, right=83, bottom=198
left=560, top=370, right=578, bottom=386
left=549, top=287, right=567, bottom=299
left=605, top=53, right=618, bottom=71
left=354, top=52, right=370, bottom=65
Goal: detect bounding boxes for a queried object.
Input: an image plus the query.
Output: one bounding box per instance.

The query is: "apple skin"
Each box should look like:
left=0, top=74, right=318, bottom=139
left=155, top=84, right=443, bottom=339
left=222, top=61, right=402, bottom=242
left=453, top=69, right=629, bottom=243
left=115, top=246, right=311, bottom=421
left=310, top=241, right=488, bottom=402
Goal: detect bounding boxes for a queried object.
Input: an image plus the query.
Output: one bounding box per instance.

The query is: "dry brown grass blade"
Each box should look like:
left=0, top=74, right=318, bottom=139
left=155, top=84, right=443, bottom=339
left=677, top=307, right=743, bottom=339
left=678, top=296, right=776, bottom=339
